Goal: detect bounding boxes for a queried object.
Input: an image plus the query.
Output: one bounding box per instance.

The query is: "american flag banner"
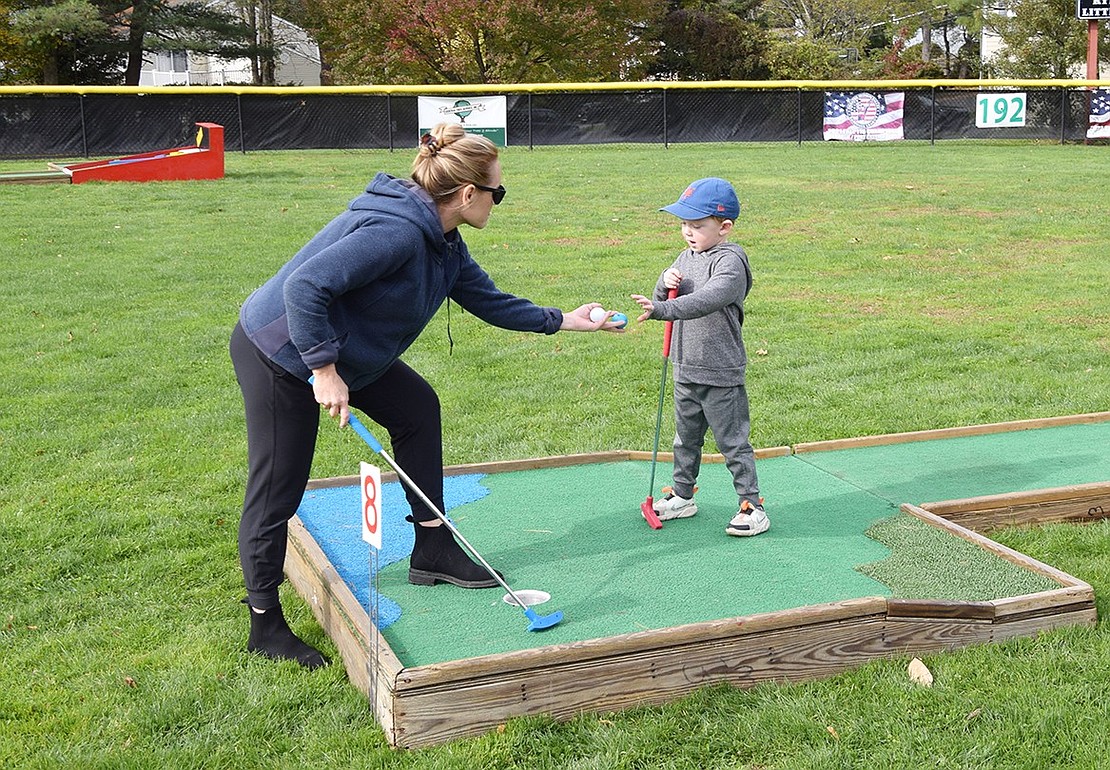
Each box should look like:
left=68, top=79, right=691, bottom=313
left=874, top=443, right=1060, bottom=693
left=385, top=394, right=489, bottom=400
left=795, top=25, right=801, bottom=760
left=1088, top=89, right=1110, bottom=139
left=824, top=92, right=905, bottom=142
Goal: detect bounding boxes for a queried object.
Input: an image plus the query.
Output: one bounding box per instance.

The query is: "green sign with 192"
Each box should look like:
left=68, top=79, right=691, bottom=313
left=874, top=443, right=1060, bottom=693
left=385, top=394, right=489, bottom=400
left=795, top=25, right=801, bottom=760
left=976, top=92, right=1026, bottom=128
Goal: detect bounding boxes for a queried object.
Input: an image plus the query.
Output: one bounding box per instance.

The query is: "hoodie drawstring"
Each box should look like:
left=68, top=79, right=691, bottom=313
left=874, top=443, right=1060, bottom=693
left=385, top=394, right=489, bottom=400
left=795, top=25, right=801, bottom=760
left=446, top=298, right=454, bottom=355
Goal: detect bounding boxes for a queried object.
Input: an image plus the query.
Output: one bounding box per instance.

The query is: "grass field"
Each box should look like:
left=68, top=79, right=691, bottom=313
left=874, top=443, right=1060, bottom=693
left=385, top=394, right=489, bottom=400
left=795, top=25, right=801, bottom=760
left=2, top=141, right=1109, bottom=768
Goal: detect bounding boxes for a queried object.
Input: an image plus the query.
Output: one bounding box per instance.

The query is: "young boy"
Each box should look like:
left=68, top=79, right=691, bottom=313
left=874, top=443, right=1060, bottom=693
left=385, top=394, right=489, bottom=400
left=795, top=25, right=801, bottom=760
left=631, top=177, right=768, bottom=537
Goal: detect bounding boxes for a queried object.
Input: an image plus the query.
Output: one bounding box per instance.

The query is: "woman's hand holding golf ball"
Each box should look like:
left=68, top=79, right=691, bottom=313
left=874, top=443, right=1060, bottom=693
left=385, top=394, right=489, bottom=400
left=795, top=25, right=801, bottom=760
left=560, top=303, right=627, bottom=332
left=588, top=305, right=628, bottom=329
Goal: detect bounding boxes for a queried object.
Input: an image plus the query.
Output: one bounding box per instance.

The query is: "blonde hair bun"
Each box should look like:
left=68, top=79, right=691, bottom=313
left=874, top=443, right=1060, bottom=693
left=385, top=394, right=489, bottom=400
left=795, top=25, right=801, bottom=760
left=412, top=122, right=499, bottom=201
left=418, top=123, right=465, bottom=159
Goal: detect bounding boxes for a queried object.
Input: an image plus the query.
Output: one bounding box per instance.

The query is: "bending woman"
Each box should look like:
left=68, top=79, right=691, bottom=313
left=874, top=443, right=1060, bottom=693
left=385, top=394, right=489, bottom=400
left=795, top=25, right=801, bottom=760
left=229, top=123, right=619, bottom=668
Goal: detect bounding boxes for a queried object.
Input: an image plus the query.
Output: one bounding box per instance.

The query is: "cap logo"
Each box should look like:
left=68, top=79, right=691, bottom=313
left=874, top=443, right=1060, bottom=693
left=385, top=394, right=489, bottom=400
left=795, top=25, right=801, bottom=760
left=681, top=186, right=695, bottom=199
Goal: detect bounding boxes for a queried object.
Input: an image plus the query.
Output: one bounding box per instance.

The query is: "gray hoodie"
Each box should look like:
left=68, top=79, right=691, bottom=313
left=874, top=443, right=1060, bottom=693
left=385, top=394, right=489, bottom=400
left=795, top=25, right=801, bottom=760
left=650, top=241, right=752, bottom=387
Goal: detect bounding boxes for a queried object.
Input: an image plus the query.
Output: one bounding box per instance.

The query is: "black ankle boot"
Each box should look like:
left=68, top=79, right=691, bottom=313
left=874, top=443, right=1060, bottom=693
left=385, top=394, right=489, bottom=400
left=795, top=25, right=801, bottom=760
left=245, top=600, right=329, bottom=669
left=407, top=516, right=501, bottom=588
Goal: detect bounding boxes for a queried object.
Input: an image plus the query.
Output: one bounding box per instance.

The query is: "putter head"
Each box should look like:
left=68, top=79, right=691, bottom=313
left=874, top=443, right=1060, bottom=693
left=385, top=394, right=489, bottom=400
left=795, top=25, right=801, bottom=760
left=524, top=607, right=563, bottom=631
left=641, top=498, right=664, bottom=530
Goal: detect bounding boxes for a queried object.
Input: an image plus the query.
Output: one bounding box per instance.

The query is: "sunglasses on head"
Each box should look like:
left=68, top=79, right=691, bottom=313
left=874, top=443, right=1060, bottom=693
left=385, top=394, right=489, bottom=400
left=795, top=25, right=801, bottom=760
left=472, top=182, right=506, bottom=205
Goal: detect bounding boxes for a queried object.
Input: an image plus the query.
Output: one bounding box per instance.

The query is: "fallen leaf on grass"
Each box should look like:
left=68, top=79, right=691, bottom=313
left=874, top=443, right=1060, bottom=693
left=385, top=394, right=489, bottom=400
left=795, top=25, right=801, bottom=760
left=826, top=725, right=839, bottom=740
left=908, top=657, right=933, bottom=687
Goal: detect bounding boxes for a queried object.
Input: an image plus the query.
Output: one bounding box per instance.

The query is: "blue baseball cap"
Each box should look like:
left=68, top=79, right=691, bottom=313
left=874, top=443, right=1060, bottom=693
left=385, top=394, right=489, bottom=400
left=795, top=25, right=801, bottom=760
left=660, top=177, right=740, bottom=221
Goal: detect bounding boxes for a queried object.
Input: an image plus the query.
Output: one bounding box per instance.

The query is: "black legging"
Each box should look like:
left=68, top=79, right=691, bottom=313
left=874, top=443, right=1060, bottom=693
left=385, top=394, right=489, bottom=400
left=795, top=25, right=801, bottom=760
left=229, top=322, right=443, bottom=610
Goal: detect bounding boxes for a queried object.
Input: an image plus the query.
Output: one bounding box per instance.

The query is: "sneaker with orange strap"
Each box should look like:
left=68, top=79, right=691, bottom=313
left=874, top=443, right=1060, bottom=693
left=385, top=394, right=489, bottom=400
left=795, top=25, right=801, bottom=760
left=726, top=498, right=769, bottom=537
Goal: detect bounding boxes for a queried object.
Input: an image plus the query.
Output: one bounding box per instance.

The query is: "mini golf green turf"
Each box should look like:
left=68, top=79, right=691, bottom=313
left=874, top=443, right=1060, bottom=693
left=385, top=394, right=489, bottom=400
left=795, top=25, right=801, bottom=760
left=796, top=421, right=1110, bottom=505
left=295, top=419, right=1108, bottom=666
left=376, top=457, right=891, bottom=663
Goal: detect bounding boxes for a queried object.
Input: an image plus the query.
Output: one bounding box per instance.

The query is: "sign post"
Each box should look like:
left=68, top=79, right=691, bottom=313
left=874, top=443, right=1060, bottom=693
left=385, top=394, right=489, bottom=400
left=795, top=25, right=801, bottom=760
left=1077, top=1, right=1104, bottom=78
left=1077, top=2, right=1104, bottom=144
left=360, top=461, right=383, bottom=718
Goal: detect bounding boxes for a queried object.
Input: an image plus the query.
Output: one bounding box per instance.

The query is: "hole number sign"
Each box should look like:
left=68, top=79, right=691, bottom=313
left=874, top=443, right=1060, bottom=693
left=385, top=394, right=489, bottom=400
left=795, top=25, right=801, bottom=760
left=976, top=92, right=1026, bottom=128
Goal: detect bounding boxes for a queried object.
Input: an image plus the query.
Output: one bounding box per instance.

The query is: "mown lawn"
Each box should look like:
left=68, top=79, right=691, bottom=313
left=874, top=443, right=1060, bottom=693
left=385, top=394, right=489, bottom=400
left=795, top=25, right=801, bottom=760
left=2, top=141, right=1108, bottom=768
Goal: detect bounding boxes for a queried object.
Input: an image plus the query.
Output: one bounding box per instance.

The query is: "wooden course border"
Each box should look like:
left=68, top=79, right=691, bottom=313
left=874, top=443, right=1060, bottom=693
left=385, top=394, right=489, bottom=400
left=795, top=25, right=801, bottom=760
left=919, top=482, right=1110, bottom=532
left=286, top=412, right=1108, bottom=748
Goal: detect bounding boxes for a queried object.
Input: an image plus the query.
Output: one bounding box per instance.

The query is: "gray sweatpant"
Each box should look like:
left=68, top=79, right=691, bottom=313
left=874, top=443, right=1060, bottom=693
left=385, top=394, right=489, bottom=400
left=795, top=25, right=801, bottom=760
left=670, top=380, right=760, bottom=508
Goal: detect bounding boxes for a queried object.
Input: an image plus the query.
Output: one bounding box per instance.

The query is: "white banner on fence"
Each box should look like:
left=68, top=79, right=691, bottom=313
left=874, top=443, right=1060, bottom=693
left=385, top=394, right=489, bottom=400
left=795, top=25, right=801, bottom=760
left=418, top=96, right=507, bottom=146
left=823, top=92, right=904, bottom=142
left=1088, top=89, right=1110, bottom=139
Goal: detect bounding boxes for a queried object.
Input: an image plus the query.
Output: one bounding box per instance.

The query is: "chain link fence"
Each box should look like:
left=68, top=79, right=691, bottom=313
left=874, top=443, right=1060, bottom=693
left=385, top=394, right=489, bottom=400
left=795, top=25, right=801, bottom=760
left=0, top=83, right=1104, bottom=158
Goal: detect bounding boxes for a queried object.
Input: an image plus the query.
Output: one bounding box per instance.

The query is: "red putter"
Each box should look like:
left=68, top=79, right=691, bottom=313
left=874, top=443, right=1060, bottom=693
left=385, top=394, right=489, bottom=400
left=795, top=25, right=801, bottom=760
left=640, top=497, right=664, bottom=530
left=640, top=286, right=679, bottom=529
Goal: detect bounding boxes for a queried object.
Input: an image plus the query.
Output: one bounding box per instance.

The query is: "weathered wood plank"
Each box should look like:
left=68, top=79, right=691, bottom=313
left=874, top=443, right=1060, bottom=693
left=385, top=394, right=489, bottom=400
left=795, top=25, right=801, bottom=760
left=389, top=606, right=1096, bottom=749
left=794, top=411, right=1110, bottom=454
left=990, top=585, right=1096, bottom=619
left=886, top=599, right=996, bottom=620
left=624, top=446, right=792, bottom=462
left=921, top=482, right=1110, bottom=532
left=986, top=607, right=1098, bottom=642
left=394, top=614, right=905, bottom=747
left=396, top=597, right=890, bottom=690
left=308, top=446, right=796, bottom=490
left=306, top=451, right=635, bottom=489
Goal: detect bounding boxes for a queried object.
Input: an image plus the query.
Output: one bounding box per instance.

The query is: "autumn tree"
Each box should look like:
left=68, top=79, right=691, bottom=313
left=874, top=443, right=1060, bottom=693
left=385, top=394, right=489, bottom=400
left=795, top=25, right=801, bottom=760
left=646, top=0, right=771, bottom=80
left=761, top=0, right=984, bottom=79
left=306, top=0, right=664, bottom=84
left=112, top=0, right=263, bottom=85
left=6, top=0, right=120, bottom=84
left=3, top=0, right=265, bottom=85
left=985, top=0, right=1108, bottom=78
left=761, top=0, right=890, bottom=46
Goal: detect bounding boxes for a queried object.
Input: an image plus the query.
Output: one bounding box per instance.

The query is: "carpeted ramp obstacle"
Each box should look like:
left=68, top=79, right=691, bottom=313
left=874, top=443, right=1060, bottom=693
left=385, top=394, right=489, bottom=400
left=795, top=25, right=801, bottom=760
left=289, top=413, right=1109, bottom=748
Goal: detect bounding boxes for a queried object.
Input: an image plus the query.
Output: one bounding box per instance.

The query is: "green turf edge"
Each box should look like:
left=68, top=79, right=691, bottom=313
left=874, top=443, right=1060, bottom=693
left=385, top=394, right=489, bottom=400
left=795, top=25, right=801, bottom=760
left=856, top=513, right=1058, bottom=601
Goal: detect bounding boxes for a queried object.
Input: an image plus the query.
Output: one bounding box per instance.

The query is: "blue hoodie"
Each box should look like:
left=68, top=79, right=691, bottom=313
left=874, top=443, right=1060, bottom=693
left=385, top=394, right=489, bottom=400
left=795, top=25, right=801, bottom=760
left=239, top=172, right=563, bottom=390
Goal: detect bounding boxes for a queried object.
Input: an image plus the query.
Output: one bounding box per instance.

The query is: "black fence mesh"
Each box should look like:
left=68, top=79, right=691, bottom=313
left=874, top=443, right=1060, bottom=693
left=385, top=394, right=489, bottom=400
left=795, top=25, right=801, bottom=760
left=0, top=86, right=1102, bottom=158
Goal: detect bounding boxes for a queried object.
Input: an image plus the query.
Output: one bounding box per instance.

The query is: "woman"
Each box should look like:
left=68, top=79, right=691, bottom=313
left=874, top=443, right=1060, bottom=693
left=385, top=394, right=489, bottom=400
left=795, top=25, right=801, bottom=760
left=230, top=123, right=620, bottom=668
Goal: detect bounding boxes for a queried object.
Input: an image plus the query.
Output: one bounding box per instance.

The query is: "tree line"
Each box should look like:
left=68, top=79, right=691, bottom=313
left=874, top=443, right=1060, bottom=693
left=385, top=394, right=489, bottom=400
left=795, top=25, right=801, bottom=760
left=0, top=0, right=1106, bottom=86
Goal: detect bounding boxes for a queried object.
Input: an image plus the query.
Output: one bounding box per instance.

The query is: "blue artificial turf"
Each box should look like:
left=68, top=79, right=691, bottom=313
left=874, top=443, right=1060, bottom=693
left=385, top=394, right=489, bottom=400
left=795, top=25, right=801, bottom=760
left=295, top=474, right=490, bottom=628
